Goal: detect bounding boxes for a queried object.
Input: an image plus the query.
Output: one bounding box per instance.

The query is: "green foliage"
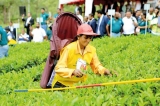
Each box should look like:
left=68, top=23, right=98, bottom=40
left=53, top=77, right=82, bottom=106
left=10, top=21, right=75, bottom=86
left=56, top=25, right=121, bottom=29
left=0, top=35, right=159, bottom=105
left=0, top=0, right=75, bottom=24
left=0, top=41, right=50, bottom=74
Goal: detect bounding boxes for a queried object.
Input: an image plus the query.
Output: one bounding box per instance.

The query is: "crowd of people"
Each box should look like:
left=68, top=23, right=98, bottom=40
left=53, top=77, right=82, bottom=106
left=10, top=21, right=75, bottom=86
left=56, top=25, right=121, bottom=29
left=76, top=1, right=160, bottom=37
left=1, top=0, right=160, bottom=58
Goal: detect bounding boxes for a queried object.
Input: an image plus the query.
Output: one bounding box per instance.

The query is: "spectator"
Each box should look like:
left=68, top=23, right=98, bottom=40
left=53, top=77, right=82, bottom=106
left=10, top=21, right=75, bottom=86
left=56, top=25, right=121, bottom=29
left=119, top=1, right=127, bottom=18
left=158, top=13, right=160, bottom=27
left=147, top=7, right=155, bottom=22
left=53, top=8, right=61, bottom=21
left=126, top=0, right=132, bottom=12
left=47, top=16, right=53, bottom=29
left=147, top=7, right=155, bottom=32
left=18, top=29, right=29, bottom=44
left=0, top=26, right=9, bottom=58
left=135, top=10, right=142, bottom=22
left=92, top=2, right=96, bottom=16
left=122, top=11, right=138, bottom=36
left=150, top=11, right=160, bottom=35
left=46, top=26, right=52, bottom=41
left=156, top=0, right=160, bottom=8
left=96, top=10, right=109, bottom=36
left=102, top=1, right=109, bottom=15
left=30, top=22, right=47, bottom=42
left=83, top=16, right=89, bottom=24
left=137, top=13, right=148, bottom=34
left=134, top=0, right=141, bottom=12
left=74, top=3, right=82, bottom=15
left=88, top=13, right=97, bottom=33
left=76, top=10, right=83, bottom=23
left=5, top=27, right=16, bottom=45
left=107, top=12, right=123, bottom=37
left=52, top=24, right=111, bottom=88
left=8, top=21, right=16, bottom=39
left=111, top=0, right=118, bottom=10
left=154, top=7, right=159, bottom=15
left=22, top=12, right=34, bottom=41
left=40, top=8, right=49, bottom=33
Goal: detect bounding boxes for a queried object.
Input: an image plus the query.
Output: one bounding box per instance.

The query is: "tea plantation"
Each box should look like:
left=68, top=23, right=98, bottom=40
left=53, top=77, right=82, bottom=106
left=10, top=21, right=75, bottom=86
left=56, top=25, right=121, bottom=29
left=0, top=35, right=159, bottom=105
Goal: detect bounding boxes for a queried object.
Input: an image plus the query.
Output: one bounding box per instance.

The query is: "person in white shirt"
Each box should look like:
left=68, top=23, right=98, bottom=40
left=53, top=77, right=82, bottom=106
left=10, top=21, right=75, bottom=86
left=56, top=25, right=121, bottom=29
left=30, top=22, right=47, bottom=42
left=146, top=7, right=155, bottom=33
left=8, top=22, right=16, bottom=39
left=147, top=7, right=155, bottom=21
left=18, top=29, right=29, bottom=44
left=83, top=16, right=89, bottom=24
left=76, top=10, right=83, bottom=23
left=134, top=0, right=141, bottom=12
left=122, top=11, right=138, bottom=35
left=22, top=12, right=34, bottom=41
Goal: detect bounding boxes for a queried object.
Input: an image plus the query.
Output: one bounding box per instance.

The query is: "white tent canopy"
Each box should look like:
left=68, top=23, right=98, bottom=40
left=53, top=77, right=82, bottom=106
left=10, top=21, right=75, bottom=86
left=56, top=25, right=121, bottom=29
left=59, top=0, right=82, bottom=4
left=59, top=0, right=93, bottom=16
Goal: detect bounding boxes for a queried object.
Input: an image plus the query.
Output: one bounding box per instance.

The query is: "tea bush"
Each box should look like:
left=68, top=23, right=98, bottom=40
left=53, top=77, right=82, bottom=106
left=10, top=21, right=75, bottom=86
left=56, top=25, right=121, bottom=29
left=0, top=35, right=159, bottom=105
left=0, top=41, right=50, bottom=73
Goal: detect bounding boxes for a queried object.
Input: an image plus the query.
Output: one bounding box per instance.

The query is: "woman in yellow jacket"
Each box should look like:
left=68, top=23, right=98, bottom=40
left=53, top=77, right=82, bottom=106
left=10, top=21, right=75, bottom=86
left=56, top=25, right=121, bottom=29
left=52, top=24, right=111, bottom=88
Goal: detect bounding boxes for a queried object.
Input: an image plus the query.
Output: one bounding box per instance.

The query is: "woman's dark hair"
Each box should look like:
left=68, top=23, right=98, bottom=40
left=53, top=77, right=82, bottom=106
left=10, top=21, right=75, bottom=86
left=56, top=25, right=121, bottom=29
left=96, top=10, right=103, bottom=14
left=142, top=12, right=146, bottom=18
left=72, top=34, right=83, bottom=42
left=41, top=8, right=45, bottom=11
left=156, top=11, right=159, bottom=17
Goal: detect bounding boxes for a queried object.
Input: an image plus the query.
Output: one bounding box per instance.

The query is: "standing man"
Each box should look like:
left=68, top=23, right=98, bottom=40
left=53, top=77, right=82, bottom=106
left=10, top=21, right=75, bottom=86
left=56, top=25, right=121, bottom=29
left=30, top=22, right=47, bottom=42
left=5, top=27, right=16, bottom=45
left=122, top=11, right=138, bottom=36
left=147, top=7, right=156, bottom=33
left=22, top=12, right=34, bottom=41
left=102, top=1, right=109, bottom=15
left=96, top=10, right=109, bottom=37
left=76, top=10, right=83, bottom=23
left=0, top=26, right=9, bottom=58
left=53, top=8, right=61, bottom=21
left=135, top=10, right=141, bottom=22
left=8, top=22, right=16, bottom=40
left=74, top=3, right=82, bottom=15
left=40, top=8, right=49, bottom=33
left=88, top=13, right=97, bottom=33
left=146, top=7, right=155, bottom=23
left=107, top=12, right=123, bottom=37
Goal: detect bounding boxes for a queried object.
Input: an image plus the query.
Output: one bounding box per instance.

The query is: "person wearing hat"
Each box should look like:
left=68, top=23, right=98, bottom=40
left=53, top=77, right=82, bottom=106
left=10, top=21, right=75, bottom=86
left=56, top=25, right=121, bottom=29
left=51, top=24, right=111, bottom=88
left=0, top=26, right=9, bottom=58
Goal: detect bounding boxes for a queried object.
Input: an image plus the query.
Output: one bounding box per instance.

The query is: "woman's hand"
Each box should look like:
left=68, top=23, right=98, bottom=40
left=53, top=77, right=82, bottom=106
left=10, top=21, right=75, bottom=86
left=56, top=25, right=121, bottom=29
left=72, top=69, right=84, bottom=77
left=104, top=69, right=112, bottom=76
left=104, top=69, right=118, bottom=76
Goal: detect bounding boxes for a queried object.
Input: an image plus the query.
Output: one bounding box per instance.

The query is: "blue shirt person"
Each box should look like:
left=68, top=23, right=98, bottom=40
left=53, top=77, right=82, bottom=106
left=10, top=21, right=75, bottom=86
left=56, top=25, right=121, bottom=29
left=0, top=26, right=9, bottom=58
left=96, top=10, right=109, bottom=37
left=40, top=8, right=49, bottom=32
left=53, top=8, right=61, bottom=21
left=88, top=13, right=97, bottom=33
left=107, top=13, right=123, bottom=37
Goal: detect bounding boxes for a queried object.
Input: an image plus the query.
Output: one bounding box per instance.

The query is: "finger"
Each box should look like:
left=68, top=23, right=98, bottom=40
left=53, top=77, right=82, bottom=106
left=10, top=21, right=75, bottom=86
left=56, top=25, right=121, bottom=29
left=75, top=71, right=81, bottom=77
left=79, top=70, right=84, bottom=75
left=77, top=71, right=84, bottom=77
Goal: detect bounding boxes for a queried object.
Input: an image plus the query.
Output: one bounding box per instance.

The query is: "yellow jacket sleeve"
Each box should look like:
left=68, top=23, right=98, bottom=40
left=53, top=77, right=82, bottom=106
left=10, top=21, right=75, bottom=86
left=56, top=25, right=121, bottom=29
left=54, top=48, right=75, bottom=78
left=90, top=52, right=106, bottom=75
